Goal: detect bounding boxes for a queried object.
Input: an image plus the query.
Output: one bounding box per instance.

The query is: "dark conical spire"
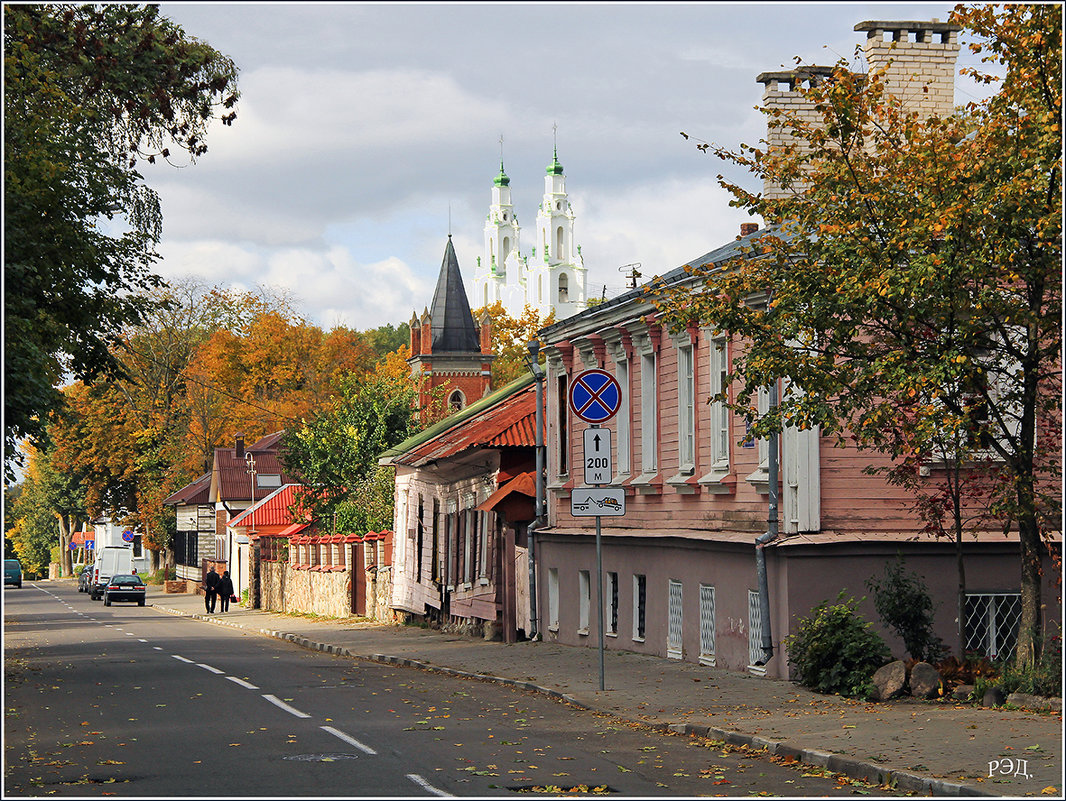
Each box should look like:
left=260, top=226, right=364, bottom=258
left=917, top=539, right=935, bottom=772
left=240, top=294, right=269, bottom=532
left=429, top=237, right=480, bottom=352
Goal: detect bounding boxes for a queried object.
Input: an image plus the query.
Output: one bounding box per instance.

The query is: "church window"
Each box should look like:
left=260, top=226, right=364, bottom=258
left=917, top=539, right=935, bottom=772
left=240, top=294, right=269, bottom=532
left=449, top=390, right=465, bottom=411
left=556, top=201, right=562, bottom=210
left=558, top=272, right=569, bottom=303
left=538, top=275, right=543, bottom=304
left=556, top=226, right=564, bottom=257
left=482, top=284, right=488, bottom=306
left=503, top=236, right=510, bottom=256
left=503, top=212, right=508, bottom=221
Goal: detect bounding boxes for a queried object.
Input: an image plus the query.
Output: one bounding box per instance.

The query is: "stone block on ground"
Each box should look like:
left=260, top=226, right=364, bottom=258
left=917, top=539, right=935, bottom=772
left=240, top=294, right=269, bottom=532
left=982, top=687, right=1006, bottom=707
left=951, top=684, right=974, bottom=701
left=909, top=661, right=941, bottom=699
left=871, top=660, right=907, bottom=701
left=1006, top=692, right=1063, bottom=712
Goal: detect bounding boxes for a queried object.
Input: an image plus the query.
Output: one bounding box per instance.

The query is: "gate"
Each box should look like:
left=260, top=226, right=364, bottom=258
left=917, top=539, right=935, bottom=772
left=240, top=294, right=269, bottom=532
left=667, top=579, right=683, bottom=659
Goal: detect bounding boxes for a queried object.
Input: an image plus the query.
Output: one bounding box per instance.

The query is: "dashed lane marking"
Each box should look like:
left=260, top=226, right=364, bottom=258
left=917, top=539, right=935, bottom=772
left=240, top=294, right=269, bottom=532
left=261, top=694, right=311, bottom=719
left=320, top=725, right=376, bottom=755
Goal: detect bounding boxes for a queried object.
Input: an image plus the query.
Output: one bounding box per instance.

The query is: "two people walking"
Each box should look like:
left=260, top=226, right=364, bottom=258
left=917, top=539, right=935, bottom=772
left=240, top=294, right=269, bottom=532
left=203, top=564, right=235, bottom=613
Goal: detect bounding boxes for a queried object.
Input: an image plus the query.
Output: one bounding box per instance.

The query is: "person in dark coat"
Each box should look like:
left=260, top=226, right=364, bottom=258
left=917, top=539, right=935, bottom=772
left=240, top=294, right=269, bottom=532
left=216, top=570, right=234, bottom=613
left=203, top=565, right=221, bottom=613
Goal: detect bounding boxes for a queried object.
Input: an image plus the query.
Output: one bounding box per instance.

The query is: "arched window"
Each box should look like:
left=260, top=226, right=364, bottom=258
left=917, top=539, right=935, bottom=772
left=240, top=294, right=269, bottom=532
left=556, top=226, right=564, bottom=257
left=538, top=275, right=543, bottom=303
left=482, top=284, right=488, bottom=306
left=558, top=272, right=569, bottom=303
left=449, top=390, right=465, bottom=411
left=502, top=236, right=510, bottom=256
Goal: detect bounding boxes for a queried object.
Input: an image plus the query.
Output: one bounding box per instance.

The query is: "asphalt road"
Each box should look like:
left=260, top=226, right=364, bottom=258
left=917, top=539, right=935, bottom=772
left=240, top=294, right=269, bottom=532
left=5, top=583, right=913, bottom=797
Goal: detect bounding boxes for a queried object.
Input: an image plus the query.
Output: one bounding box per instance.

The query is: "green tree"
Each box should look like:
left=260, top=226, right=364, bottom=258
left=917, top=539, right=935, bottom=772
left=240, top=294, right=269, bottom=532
left=281, top=369, right=420, bottom=535
left=657, top=4, right=1060, bottom=668
left=4, top=4, right=239, bottom=481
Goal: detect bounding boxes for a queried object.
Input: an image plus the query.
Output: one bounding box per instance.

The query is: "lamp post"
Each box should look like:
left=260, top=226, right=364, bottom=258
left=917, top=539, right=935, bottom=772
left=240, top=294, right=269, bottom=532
left=524, top=340, right=546, bottom=641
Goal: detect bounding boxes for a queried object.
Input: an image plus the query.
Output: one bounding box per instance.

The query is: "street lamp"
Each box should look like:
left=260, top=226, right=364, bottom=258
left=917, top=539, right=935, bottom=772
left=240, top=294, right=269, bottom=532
left=523, top=340, right=546, bottom=641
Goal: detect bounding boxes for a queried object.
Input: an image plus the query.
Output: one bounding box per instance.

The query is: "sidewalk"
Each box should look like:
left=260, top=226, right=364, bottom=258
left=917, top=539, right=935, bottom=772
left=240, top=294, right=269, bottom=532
left=150, top=587, right=1061, bottom=797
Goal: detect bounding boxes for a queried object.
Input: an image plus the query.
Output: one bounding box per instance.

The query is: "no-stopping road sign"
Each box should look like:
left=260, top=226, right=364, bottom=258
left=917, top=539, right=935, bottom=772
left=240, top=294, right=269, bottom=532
left=568, top=369, right=621, bottom=424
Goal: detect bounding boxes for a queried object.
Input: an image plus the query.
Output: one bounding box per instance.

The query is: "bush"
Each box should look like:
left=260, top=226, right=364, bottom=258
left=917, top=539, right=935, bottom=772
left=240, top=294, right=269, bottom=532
left=997, top=633, right=1062, bottom=698
left=865, top=554, right=946, bottom=663
left=785, top=593, right=892, bottom=699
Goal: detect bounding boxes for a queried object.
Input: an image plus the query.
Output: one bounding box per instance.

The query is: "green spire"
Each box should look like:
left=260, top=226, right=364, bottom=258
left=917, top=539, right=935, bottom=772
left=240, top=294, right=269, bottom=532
left=493, top=160, right=510, bottom=187
left=546, top=146, right=564, bottom=176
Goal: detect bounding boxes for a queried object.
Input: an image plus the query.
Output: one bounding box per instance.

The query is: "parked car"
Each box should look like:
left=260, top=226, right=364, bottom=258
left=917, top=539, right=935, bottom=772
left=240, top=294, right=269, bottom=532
left=77, top=563, right=94, bottom=593
left=102, top=574, right=146, bottom=607
left=4, top=559, right=22, bottom=588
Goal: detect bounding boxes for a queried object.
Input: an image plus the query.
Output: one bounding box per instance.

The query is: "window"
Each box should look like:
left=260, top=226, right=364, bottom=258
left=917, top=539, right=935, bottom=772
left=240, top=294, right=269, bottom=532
left=431, top=498, right=440, bottom=582
left=710, top=336, right=729, bottom=468
left=558, top=272, right=569, bottom=303
left=667, top=579, right=683, bottom=659
left=464, top=507, right=476, bottom=585
left=132, top=533, right=143, bottom=558
left=503, top=235, right=510, bottom=255
left=640, top=352, right=657, bottom=474
left=578, top=570, right=591, bottom=634
left=677, top=344, right=695, bottom=470
left=699, top=585, right=717, bottom=666
left=556, top=226, right=565, bottom=258
left=548, top=568, right=560, bottom=630
left=478, top=512, right=489, bottom=581
left=965, top=593, right=1021, bottom=660
left=449, top=390, right=464, bottom=412
left=538, top=275, right=543, bottom=303
left=416, top=495, right=424, bottom=582
left=757, top=385, right=771, bottom=471
left=556, top=373, right=569, bottom=476
left=633, top=574, right=647, bottom=641
left=615, top=359, right=630, bottom=476
left=257, top=474, right=282, bottom=489
left=607, top=572, right=619, bottom=635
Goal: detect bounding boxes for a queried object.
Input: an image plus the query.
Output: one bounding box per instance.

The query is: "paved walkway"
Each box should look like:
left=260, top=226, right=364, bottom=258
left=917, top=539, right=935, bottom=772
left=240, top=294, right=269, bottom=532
left=147, top=586, right=1060, bottom=797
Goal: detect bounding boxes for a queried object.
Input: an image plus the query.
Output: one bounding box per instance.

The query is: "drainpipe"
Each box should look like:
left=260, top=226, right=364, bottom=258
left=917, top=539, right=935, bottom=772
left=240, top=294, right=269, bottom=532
left=526, top=341, right=546, bottom=641
left=754, top=376, right=780, bottom=666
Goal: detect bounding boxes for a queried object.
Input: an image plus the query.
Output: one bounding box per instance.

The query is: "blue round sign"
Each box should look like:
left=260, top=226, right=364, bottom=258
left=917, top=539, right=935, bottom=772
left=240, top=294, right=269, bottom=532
left=568, top=369, right=622, bottom=424
left=122, top=530, right=135, bottom=543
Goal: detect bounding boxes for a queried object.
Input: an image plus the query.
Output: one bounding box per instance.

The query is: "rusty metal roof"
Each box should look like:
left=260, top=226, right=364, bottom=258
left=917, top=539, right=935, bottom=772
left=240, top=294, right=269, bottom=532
left=389, top=380, right=536, bottom=467
left=213, top=446, right=299, bottom=503
left=162, top=473, right=211, bottom=506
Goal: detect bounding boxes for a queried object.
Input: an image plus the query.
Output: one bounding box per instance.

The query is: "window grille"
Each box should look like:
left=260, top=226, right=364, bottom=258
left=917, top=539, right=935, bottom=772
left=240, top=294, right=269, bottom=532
left=607, top=572, right=619, bottom=635
left=667, top=579, right=683, bottom=659
left=748, top=589, right=763, bottom=668
left=965, top=593, right=1022, bottom=660
left=548, top=568, right=560, bottom=629
left=633, top=574, right=647, bottom=641
left=699, top=584, right=717, bottom=666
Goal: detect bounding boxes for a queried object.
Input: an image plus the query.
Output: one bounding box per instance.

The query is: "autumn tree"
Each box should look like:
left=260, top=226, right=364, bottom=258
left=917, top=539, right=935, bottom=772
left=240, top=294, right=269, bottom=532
left=4, top=4, right=239, bottom=481
left=473, top=302, right=555, bottom=389
left=657, top=4, right=1060, bottom=667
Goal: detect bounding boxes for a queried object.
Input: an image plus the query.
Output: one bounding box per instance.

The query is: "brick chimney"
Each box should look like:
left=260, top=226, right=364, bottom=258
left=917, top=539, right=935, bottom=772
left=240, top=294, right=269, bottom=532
left=409, top=311, right=421, bottom=356
left=235, top=434, right=245, bottom=459
left=740, top=223, right=760, bottom=237
left=856, top=20, right=961, bottom=120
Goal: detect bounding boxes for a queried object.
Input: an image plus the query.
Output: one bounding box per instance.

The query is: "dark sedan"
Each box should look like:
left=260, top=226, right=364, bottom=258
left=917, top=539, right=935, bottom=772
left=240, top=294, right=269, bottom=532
left=102, top=574, right=146, bottom=607
left=77, top=564, right=94, bottom=593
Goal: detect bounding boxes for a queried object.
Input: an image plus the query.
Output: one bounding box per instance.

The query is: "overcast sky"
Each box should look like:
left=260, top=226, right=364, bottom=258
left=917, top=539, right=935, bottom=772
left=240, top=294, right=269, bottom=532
left=151, top=2, right=989, bottom=332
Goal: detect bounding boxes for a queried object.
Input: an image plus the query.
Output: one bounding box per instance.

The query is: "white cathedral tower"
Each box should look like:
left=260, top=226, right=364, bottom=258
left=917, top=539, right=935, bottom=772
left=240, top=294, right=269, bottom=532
left=473, top=146, right=586, bottom=320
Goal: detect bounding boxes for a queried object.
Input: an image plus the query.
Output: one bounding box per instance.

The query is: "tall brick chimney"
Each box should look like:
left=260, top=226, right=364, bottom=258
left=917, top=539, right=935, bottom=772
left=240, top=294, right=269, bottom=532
left=235, top=434, right=245, bottom=459
left=856, top=20, right=961, bottom=120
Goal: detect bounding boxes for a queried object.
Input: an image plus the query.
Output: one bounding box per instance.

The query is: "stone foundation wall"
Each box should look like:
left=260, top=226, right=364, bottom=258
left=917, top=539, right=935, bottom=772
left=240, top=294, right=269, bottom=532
left=259, top=562, right=398, bottom=622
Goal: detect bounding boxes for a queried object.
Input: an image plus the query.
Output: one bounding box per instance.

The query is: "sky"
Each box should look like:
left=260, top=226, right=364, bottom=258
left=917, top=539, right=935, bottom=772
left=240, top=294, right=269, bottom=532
left=150, top=2, right=992, bottom=332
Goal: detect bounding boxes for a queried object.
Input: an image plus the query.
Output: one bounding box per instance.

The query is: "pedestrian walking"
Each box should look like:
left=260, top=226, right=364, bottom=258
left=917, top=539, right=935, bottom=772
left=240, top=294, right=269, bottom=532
left=203, top=564, right=220, bottom=613
left=216, top=570, right=234, bottom=613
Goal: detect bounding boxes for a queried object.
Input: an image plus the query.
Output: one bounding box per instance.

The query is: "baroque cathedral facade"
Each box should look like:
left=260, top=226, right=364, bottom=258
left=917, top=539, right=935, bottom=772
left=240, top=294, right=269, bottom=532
left=471, top=149, right=587, bottom=320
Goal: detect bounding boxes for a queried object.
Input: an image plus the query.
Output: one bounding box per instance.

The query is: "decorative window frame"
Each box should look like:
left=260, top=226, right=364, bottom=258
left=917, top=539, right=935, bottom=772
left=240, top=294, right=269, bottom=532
left=699, top=331, right=733, bottom=494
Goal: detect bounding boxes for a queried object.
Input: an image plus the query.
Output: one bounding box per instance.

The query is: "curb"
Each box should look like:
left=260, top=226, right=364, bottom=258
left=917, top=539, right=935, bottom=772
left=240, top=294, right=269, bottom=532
left=152, top=604, right=1001, bottom=798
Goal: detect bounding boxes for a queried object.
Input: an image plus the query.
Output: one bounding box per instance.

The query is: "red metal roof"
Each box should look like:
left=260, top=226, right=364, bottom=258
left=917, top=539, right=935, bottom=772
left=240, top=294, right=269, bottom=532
left=228, top=484, right=308, bottom=529
left=214, top=443, right=299, bottom=502
left=393, top=383, right=536, bottom=466
left=477, top=471, right=536, bottom=511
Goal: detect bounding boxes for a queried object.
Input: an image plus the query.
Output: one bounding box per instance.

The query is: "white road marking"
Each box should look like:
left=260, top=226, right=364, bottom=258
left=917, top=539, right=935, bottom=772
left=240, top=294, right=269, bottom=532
left=171, top=655, right=194, bottom=664
left=261, top=694, right=310, bottom=719
left=153, top=646, right=163, bottom=651
left=320, top=725, right=376, bottom=755
left=197, top=663, right=225, bottom=674
left=225, top=676, right=259, bottom=690
left=138, top=639, right=147, bottom=643
left=407, top=774, right=450, bottom=796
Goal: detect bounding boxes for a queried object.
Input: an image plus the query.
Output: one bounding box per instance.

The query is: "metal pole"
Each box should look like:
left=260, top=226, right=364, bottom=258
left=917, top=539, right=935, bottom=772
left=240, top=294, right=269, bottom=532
left=596, top=513, right=605, bottom=691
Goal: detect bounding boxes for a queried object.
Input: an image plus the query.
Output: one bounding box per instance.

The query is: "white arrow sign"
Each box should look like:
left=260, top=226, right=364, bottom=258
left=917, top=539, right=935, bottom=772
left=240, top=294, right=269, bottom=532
left=583, top=427, right=613, bottom=485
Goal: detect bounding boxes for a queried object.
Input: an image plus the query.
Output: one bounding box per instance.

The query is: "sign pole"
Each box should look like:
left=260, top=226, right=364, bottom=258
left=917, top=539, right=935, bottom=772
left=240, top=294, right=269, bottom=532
left=596, top=511, right=605, bottom=691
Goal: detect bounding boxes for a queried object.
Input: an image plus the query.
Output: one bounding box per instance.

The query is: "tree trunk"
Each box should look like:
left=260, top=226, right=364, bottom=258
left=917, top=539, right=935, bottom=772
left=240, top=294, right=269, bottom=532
left=1016, top=516, right=1043, bottom=668
left=56, top=514, right=74, bottom=577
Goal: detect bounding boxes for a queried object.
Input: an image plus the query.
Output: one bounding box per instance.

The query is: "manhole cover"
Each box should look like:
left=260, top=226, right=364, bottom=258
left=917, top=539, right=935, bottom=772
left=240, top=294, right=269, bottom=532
left=283, top=753, right=362, bottom=762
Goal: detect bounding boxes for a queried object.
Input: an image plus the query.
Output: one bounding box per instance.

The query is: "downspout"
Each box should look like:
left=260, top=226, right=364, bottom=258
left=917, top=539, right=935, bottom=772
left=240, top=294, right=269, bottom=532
left=754, top=376, right=779, bottom=666
left=528, top=352, right=546, bottom=641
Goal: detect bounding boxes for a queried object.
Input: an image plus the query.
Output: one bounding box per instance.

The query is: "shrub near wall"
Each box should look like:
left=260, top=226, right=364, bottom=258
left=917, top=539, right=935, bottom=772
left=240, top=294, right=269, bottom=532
left=786, top=593, right=892, bottom=699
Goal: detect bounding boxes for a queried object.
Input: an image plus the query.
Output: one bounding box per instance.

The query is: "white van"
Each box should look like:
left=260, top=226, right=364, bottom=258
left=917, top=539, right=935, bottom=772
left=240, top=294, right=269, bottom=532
left=90, top=546, right=134, bottom=601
